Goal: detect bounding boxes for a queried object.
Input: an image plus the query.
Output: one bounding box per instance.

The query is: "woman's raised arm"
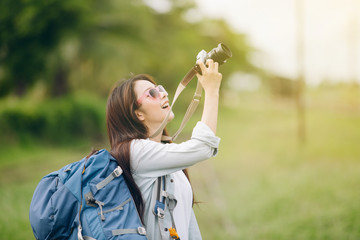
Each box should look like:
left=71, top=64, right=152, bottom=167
left=196, top=59, right=222, bottom=134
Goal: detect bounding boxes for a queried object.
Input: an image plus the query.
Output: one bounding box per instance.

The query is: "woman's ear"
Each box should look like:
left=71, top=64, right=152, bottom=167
left=135, top=109, right=145, bottom=121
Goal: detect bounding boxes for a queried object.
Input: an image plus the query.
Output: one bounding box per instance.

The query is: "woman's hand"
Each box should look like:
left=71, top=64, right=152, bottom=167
left=196, top=59, right=223, bottom=95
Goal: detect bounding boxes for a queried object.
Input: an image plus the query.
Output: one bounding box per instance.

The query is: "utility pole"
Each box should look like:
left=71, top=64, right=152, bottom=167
left=348, top=0, right=359, bottom=83
left=295, top=0, right=306, bottom=145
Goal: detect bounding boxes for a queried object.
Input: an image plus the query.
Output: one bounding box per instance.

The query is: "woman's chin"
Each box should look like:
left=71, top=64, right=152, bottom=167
left=167, top=111, right=175, bottom=122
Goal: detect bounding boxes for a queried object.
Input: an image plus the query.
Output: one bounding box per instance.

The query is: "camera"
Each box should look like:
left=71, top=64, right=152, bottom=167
left=195, top=43, right=232, bottom=73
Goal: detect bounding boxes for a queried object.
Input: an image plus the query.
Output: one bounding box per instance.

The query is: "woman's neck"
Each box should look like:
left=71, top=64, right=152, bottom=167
left=149, top=134, right=162, bottom=143
left=148, top=125, right=163, bottom=143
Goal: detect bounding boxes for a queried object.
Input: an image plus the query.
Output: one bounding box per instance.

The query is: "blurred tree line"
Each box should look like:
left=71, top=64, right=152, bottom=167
left=0, top=0, right=257, bottom=98
left=0, top=0, right=260, bottom=145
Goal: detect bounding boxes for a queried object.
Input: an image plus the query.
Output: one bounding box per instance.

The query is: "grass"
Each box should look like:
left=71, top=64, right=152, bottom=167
left=0, top=86, right=359, bottom=239
left=191, top=88, right=360, bottom=239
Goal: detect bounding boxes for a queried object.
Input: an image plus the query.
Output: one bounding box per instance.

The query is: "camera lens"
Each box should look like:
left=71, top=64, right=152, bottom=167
left=208, top=43, right=232, bottom=64
left=218, top=44, right=232, bottom=59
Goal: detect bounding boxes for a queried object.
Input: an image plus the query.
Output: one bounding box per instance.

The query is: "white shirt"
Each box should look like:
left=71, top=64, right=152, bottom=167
left=172, top=170, right=193, bottom=240
left=130, top=121, right=220, bottom=240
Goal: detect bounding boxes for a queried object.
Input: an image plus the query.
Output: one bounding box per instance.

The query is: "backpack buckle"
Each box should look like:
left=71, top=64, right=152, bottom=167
left=154, top=201, right=165, bottom=219
left=157, top=208, right=165, bottom=219
left=77, top=225, right=84, bottom=240
left=112, top=166, right=123, bottom=178
left=137, top=226, right=147, bottom=235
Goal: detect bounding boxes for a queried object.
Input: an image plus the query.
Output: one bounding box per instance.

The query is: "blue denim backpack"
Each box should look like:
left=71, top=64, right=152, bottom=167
left=29, top=149, right=147, bottom=240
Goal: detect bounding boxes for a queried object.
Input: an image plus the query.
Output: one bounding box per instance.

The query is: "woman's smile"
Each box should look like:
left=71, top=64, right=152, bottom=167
left=134, top=80, right=175, bottom=131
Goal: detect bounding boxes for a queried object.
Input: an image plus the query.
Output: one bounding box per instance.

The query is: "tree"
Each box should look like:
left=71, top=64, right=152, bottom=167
left=0, top=0, right=258, bottom=98
left=67, top=0, right=258, bottom=96
left=0, top=0, right=87, bottom=96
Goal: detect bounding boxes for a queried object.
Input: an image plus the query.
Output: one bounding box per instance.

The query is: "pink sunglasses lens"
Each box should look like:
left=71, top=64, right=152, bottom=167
left=149, top=88, right=160, bottom=98
left=148, top=85, right=166, bottom=98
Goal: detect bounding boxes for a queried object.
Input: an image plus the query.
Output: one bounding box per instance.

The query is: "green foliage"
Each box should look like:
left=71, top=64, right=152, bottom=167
left=0, top=0, right=257, bottom=98
left=0, top=95, right=106, bottom=145
left=0, top=0, right=87, bottom=96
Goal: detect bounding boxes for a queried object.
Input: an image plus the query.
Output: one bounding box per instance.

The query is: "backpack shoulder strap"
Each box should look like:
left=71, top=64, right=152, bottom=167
left=152, top=176, right=168, bottom=240
left=152, top=176, right=180, bottom=240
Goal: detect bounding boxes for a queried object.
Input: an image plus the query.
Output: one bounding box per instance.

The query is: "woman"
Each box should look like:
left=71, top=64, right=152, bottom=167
left=106, top=59, right=222, bottom=240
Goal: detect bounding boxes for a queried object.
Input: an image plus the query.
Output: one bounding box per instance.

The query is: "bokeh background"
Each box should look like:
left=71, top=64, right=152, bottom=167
left=0, top=0, right=359, bottom=239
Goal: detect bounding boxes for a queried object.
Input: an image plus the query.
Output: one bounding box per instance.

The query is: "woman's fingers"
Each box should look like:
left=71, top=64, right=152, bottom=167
left=196, top=60, right=206, bottom=73
left=206, top=59, right=214, bottom=70
left=197, top=59, right=220, bottom=74
left=214, top=61, right=219, bottom=72
left=196, top=58, right=222, bottom=93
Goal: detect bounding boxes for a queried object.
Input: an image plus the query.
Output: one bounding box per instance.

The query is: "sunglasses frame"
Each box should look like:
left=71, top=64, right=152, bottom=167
left=137, top=85, right=167, bottom=105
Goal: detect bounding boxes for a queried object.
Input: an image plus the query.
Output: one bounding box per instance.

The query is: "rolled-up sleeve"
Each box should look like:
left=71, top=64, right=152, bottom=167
left=191, top=121, right=220, bottom=156
left=130, top=121, right=220, bottom=177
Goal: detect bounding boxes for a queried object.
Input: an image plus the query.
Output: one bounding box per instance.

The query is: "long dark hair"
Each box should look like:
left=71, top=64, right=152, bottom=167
left=105, top=74, right=192, bottom=222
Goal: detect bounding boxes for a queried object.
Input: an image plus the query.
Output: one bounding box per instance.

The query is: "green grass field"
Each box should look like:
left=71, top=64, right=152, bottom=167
left=1, top=87, right=359, bottom=239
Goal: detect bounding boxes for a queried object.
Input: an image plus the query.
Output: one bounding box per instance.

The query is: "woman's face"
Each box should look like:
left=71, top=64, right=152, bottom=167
left=134, top=80, right=174, bottom=130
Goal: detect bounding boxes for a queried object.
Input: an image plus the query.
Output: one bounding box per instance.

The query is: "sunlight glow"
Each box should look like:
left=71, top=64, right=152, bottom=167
left=195, top=0, right=360, bottom=85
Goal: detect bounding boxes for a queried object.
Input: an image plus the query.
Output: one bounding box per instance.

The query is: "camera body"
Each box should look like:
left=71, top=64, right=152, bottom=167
left=196, top=43, right=232, bottom=65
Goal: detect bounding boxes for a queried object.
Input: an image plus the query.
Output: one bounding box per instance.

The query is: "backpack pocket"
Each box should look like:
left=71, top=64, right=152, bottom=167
left=30, top=174, right=79, bottom=240
left=83, top=165, right=147, bottom=240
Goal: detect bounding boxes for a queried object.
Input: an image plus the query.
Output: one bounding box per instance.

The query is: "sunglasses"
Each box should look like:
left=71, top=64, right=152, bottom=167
left=137, top=85, right=167, bottom=105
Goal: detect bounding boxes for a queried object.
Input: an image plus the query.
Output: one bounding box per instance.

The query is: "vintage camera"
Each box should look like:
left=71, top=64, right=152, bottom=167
left=195, top=43, right=232, bottom=74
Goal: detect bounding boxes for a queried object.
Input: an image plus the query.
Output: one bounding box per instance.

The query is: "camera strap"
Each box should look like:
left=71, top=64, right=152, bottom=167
left=150, top=66, right=201, bottom=141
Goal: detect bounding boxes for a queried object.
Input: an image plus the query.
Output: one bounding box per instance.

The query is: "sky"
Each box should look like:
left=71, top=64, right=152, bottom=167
left=195, top=0, right=360, bottom=85
left=144, top=0, right=360, bottom=85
